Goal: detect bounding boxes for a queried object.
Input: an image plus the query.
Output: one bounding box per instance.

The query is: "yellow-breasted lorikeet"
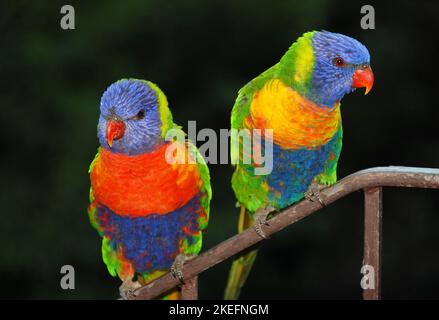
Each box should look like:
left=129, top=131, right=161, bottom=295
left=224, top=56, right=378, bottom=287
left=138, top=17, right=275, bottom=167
left=225, top=31, right=374, bottom=299
left=88, top=79, right=211, bottom=299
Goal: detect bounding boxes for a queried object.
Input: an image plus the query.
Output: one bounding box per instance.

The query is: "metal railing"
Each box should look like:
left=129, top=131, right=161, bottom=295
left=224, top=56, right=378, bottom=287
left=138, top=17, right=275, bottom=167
left=131, top=166, right=439, bottom=300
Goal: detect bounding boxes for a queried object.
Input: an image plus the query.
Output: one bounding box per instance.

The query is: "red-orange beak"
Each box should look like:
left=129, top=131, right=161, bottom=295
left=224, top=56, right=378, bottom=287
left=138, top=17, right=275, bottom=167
left=106, top=119, right=126, bottom=148
left=352, top=65, right=374, bottom=95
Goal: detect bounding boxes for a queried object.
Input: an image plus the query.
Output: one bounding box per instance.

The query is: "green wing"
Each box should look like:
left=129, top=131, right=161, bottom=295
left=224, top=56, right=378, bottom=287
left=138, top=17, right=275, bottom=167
left=87, top=149, right=102, bottom=235
left=229, top=65, right=279, bottom=212
left=189, top=140, right=212, bottom=231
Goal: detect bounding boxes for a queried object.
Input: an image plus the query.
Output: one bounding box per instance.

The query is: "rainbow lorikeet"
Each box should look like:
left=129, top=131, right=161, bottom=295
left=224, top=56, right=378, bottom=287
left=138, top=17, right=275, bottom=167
left=225, top=31, right=374, bottom=299
left=88, top=79, right=211, bottom=299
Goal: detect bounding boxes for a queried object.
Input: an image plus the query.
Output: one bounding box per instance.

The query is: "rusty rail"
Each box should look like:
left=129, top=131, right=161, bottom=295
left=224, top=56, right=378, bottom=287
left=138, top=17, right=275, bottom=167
left=131, top=166, right=439, bottom=300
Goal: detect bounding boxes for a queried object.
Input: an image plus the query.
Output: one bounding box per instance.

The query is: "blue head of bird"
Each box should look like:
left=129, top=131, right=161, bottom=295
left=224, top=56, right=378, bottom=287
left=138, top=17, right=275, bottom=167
left=306, top=31, right=374, bottom=106
left=97, top=79, right=172, bottom=155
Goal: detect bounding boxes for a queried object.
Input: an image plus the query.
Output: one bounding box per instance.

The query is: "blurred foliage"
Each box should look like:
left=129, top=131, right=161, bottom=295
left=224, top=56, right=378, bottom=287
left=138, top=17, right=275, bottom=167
left=0, top=0, right=438, bottom=299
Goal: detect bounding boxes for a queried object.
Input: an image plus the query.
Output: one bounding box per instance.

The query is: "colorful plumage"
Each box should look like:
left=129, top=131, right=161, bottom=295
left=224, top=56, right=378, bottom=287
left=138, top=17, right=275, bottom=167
left=88, top=79, right=211, bottom=299
left=225, top=31, right=374, bottom=299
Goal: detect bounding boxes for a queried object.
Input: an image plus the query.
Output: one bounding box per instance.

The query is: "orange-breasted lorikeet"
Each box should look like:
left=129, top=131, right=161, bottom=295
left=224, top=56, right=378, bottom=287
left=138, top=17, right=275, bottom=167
left=225, top=31, right=374, bottom=299
left=88, top=79, right=211, bottom=299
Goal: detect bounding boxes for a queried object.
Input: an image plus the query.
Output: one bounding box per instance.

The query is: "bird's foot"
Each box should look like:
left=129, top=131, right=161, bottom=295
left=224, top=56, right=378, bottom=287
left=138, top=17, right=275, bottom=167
left=253, top=206, right=276, bottom=239
left=171, top=254, right=196, bottom=284
left=304, top=183, right=327, bottom=207
left=119, top=277, right=142, bottom=300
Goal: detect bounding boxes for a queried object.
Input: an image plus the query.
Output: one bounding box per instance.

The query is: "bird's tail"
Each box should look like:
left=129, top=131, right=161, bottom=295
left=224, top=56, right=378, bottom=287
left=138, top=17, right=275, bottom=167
left=224, top=206, right=258, bottom=300
left=138, top=271, right=181, bottom=300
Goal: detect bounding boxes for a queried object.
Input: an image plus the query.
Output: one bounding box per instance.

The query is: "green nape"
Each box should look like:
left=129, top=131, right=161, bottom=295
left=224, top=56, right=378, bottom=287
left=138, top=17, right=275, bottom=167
left=144, top=80, right=174, bottom=138
left=276, top=30, right=316, bottom=94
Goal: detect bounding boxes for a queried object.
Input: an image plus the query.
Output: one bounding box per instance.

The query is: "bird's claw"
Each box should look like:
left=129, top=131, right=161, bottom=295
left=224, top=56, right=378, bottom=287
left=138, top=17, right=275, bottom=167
left=253, top=206, right=275, bottom=239
left=171, top=254, right=196, bottom=284
left=119, top=278, right=142, bottom=300
left=304, top=183, right=327, bottom=207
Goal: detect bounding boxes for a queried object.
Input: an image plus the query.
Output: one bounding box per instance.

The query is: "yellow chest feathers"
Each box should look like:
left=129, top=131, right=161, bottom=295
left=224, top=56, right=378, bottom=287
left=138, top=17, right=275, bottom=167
left=245, top=79, right=341, bottom=150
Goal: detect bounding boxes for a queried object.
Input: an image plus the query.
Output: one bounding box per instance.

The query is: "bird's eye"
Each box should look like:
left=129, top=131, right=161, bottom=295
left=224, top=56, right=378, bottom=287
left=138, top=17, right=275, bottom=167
left=135, top=109, right=145, bottom=120
left=334, top=57, right=345, bottom=67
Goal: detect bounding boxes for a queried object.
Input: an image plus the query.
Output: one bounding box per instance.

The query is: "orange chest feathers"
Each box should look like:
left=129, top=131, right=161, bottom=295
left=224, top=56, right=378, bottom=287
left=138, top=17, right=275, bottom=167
left=90, top=142, right=202, bottom=217
left=245, top=79, right=341, bottom=150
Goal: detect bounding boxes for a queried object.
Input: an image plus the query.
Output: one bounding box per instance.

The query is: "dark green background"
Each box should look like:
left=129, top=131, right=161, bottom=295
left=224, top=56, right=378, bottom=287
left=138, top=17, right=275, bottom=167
left=1, top=0, right=438, bottom=299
